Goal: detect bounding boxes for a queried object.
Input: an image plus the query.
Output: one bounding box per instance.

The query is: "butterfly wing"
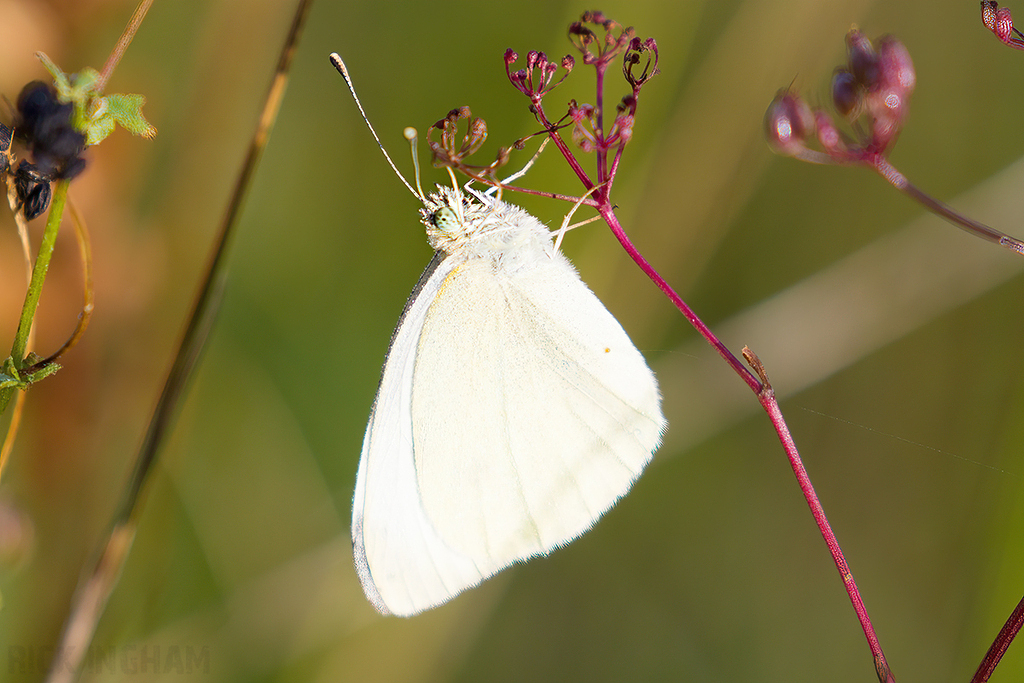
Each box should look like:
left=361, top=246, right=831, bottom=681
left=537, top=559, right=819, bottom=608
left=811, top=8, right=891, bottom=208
left=354, top=250, right=665, bottom=617
left=414, top=253, right=664, bottom=568
left=353, top=254, right=487, bottom=616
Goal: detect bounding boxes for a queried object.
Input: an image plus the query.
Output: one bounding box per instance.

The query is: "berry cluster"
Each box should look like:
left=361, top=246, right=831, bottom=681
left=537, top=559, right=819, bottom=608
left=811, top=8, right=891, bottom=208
left=1, top=81, right=88, bottom=220
left=16, top=81, right=87, bottom=180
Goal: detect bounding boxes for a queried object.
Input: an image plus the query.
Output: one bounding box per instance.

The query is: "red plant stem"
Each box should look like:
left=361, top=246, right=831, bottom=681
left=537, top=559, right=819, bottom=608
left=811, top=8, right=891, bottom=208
left=594, top=61, right=608, bottom=187
left=596, top=203, right=758, bottom=391
left=531, top=102, right=594, bottom=196
left=873, top=157, right=1024, bottom=255
left=761, top=394, right=895, bottom=683
left=596, top=194, right=894, bottom=683
left=608, top=137, right=626, bottom=188
left=526, top=40, right=893, bottom=680
left=970, top=593, right=1024, bottom=683
left=528, top=65, right=615, bottom=205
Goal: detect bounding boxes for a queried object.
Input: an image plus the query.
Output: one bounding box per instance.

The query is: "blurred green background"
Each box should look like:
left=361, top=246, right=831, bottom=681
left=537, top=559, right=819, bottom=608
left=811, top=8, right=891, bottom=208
left=1, top=0, right=1023, bottom=681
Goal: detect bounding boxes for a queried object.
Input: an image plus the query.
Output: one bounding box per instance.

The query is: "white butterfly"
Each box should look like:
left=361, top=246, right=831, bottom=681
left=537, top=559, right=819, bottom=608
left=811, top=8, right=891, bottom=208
left=352, top=182, right=666, bottom=616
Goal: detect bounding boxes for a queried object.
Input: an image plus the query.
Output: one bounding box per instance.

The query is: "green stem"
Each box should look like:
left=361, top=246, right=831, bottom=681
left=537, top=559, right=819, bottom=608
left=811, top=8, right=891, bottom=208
left=0, top=178, right=69, bottom=411
left=11, top=180, right=68, bottom=365
left=0, top=180, right=70, bottom=413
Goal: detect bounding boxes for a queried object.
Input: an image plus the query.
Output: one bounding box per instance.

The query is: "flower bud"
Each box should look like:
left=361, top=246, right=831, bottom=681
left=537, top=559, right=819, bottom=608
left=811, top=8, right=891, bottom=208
left=831, top=68, right=862, bottom=120
left=865, top=36, right=914, bottom=150
left=764, top=90, right=815, bottom=157
left=814, top=110, right=847, bottom=157
left=877, top=36, right=915, bottom=95
left=982, top=1, right=998, bottom=32
left=846, top=30, right=880, bottom=89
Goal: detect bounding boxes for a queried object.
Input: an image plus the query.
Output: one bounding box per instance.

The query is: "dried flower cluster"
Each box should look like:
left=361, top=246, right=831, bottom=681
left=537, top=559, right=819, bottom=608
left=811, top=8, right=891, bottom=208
left=765, top=30, right=914, bottom=167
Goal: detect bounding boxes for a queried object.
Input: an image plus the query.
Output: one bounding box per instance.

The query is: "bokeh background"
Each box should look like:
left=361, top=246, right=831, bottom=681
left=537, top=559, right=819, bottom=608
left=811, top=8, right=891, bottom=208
left=0, top=0, right=1023, bottom=681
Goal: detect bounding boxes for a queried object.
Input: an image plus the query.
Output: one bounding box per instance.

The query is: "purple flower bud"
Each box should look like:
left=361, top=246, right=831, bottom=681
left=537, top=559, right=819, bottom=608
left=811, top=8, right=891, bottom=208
left=982, top=1, right=999, bottom=31
left=568, top=21, right=595, bottom=43
left=814, top=110, right=847, bottom=157
left=581, top=10, right=612, bottom=28
left=764, top=90, right=815, bottom=157
left=846, top=30, right=880, bottom=89
left=860, top=36, right=914, bottom=150
left=831, top=68, right=862, bottom=120
left=570, top=102, right=595, bottom=124
left=623, top=36, right=659, bottom=89
left=870, top=113, right=899, bottom=151
left=543, top=58, right=558, bottom=81
left=877, top=36, right=915, bottom=94
left=572, top=126, right=595, bottom=153
left=615, top=113, right=634, bottom=144
left=994, top=4, right=1016, bottom=42
left=468, top=117, right=487, bottom=148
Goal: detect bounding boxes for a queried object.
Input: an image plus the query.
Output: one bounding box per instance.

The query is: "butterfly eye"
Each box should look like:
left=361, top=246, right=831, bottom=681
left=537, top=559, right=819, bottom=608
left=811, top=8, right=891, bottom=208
left=430, top=207, right=458, bottom=233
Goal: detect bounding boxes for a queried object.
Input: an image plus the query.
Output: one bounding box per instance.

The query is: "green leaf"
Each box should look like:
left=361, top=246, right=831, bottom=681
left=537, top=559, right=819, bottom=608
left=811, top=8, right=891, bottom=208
left=23, top=362, right=61, bottom=384
left=34, top=52, right=156, bottom=146
left=90, top=93, right=156, bottom=144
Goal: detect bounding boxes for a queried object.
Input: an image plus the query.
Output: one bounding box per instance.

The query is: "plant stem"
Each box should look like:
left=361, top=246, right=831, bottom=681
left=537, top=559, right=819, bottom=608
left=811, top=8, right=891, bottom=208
left=596, top=202, right=893, bottom=681
left=525, top=21, right=894, bottom=680
left=24, top=198, right=94, bottom=371
left=10, top=181, right=68, bottom=366
left=0, top=180, right=70, bottom=414
left=760, top=388, right=895, bottom=683
left=96, top=0, right=154, bottom=93
left=43, top=2, right=313, bottom=679
left=598, top=204, right=760, bottom=391
left=594, top=61, right=608, bottom=188
left=970, top=593, right=1024, bottom=683
left=873, top=158, right=1024, bottom=255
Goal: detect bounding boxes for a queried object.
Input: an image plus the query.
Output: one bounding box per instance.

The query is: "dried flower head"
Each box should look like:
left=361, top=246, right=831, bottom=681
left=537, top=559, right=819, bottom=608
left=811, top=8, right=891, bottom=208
left=505, top=49, right=573, bottom=107
left=427, top=107, right=510, bottom=182
left=764, top=30, right=914, bottom=165
left=766, top=23, right=1024, bottom=255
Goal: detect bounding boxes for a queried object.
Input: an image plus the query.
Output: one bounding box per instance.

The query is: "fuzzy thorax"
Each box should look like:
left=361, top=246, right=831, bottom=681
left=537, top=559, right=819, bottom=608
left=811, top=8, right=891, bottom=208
left=421, top=185, right=553, bottom=265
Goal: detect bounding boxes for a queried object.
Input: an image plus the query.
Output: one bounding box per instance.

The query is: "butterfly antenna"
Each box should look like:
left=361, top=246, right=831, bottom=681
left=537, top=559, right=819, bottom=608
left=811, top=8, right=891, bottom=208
left=330, top=53, right=422, bottom=201
left=402, top=127, right=426, bottom=200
